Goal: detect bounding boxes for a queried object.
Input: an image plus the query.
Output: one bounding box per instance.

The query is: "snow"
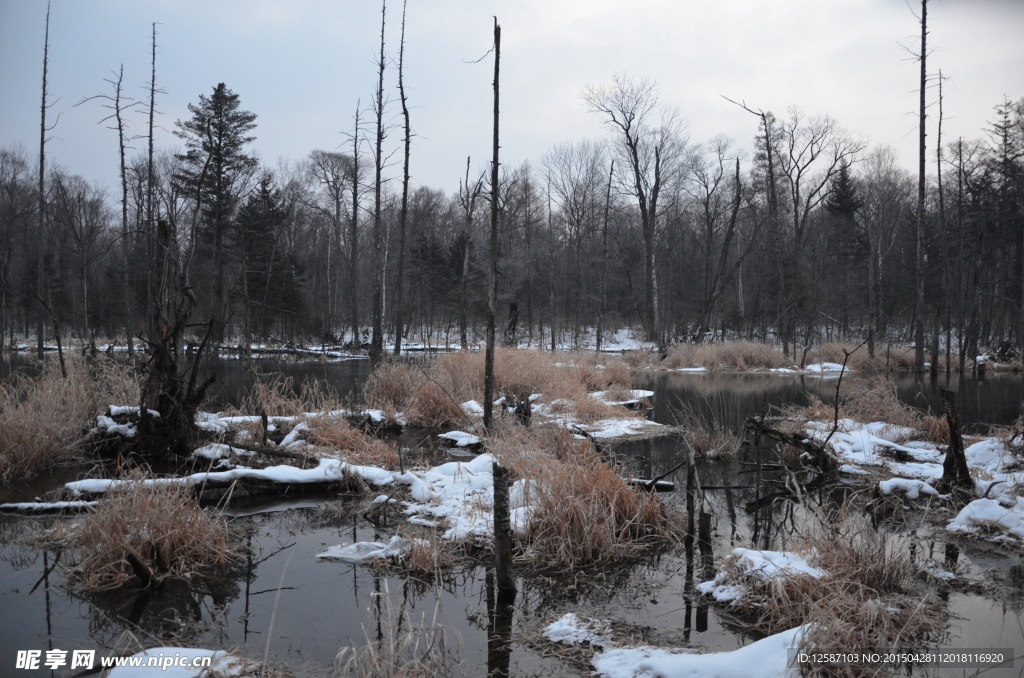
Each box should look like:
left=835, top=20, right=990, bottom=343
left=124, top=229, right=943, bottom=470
left=399, top=454, right=498, bottom=541
left=461, top=400, right=485, bottom=416
left=727, top=548, right=826, bottom=579
left=438, top=430, right=482, bottom=447
left=316, top=536, right=411, bottom=563
left=947, top=496, right=1024, bottom=541
left=966, top=439, right=1012, bottom=475
left=804, top=362, right=850, bottom=374
left=878, top=478, right=939, bottom=500
left=105, top=647, right=244, bottom=677
left=591, top=389, right=655, bottom=406
left=108, top=405, right=160, bottom=418
left=0, top=500, right=98, bottom=513
left=571, top=417, right=667, bottom=439
left=591, top=624, right=806, bottom=678
left=697, top=549, right=825, bottom=604
left=544, top=613, right=612, bottom=648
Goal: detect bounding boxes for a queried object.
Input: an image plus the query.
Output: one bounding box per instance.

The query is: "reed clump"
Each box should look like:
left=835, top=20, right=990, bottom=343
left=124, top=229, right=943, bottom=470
left=335, top=592, right=465, bottom=678
left=306, top=415, right=400, bottom=468
left=664, top=341, right=790, bottom=371
left=709, top=507, right=945, bottom=678
left=0, top=355, right=141, bottom=482
left=364, top=350, right=636, bottom=428
left=804, top=342, right=930, bottom=373
left=234, top=371, right=338, bottom=417
left=489, top=424, right=680, bottom=569
left=65, top=475, right=241, bottom=591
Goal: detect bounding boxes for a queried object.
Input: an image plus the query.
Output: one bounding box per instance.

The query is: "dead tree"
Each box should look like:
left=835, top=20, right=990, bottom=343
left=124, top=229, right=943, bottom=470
left=393, top=0, right=412, bottom=356
left=369, top=0, right=388, bottom=364
left=36, top=1, right=54, bottom=359
left=938, top=388, right=973, bottom=494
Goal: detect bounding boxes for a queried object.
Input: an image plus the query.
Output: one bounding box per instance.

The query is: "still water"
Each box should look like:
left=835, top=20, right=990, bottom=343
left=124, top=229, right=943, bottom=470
left=1, top=355, right=1023, bottom=676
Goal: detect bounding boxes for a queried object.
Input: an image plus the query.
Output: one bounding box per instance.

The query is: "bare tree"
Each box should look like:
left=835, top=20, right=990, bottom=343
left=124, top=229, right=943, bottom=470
left=36, top=0, right=55, bottom=359
left=369, top=0, right=388, bottom=363
left=307, top=149, right=353, bottom=332
left=77, top=65, right=140, bottom=354
left=685, top=137, right=744, bottom=340
left=582, top=75, right=686, bottom=345
left=914, top=0, right=928, bottom=375
left=393, top=0, right=412, bottom=355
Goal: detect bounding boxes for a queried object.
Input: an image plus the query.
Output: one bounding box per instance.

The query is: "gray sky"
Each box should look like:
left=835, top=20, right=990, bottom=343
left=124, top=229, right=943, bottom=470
left=1, top=0, right=1022, bottom=196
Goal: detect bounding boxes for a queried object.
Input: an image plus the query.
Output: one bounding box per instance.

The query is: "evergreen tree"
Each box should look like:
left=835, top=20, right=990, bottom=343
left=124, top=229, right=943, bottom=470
left=234, top=174, right=303, bottom=341
left=174, top=83, right=258, bottom=337
left=825, top=161, right=864, bottom=221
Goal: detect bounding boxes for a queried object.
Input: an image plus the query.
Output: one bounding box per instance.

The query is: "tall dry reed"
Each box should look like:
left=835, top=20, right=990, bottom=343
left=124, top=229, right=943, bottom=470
left=489, top=424, right=680, bottom=569
left=66, top=475, right=240, bottom=591
left=0, top=355, right=141, bottom=481
left=364, top=350, right=636, bottom=428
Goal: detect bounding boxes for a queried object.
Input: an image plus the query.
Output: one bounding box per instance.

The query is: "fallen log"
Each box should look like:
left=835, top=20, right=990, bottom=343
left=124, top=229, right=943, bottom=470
left=743, top=416, right=837, bottom=471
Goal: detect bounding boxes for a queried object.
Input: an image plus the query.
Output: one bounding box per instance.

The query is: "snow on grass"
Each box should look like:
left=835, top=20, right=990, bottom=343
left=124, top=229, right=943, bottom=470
left=878, top=478, right=940, bottom=500
left=544, top=613, right=613, bottom=648
left=804, top=362, right=850, bottom=374
left=590, top=389, right=654, bottom=406
left=438, top=430, right=481, bottom=447
left=697, top=548, right=825, bottom=604
left=316, top=536, right=411, bottom=563
left=947, top=496, right=1024, bottom=542
left=398, top=453, right=498, bottom=541
left=591, top=624, right=806, bottom=678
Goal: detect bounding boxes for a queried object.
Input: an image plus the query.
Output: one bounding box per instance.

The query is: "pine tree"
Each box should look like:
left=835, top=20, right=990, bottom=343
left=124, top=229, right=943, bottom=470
left=174, top=83, right=258, bottom=338
left=234, top=174, right=303, bottom=341
left=825, top=161, right=864, bottom=221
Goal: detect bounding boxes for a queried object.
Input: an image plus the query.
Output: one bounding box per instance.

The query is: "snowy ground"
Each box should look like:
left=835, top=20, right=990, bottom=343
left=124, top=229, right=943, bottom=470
left=542, top=612, right=806, bottom=678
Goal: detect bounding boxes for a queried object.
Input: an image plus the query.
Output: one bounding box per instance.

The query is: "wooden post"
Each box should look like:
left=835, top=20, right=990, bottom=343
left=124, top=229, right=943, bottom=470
left=492, top=461, right=516, bottom=595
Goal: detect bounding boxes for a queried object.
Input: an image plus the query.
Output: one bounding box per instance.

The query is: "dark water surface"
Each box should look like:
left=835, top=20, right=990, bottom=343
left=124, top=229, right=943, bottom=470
left=2, top=356, right=1023, bottom=676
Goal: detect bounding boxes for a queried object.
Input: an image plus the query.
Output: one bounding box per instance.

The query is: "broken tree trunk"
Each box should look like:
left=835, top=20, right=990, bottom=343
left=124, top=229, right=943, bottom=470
left=938, top=388, right=973, bottom=494
left=744, top=416, right=837, bottom=472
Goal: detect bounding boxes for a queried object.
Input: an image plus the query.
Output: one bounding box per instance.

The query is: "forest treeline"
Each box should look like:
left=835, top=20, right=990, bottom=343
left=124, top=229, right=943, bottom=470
left=1, top=71, right=1022, bottom=362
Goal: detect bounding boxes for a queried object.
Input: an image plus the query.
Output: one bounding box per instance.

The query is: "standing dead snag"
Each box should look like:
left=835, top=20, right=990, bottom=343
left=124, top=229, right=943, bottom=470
left=938, top=388, right=973, bottom=494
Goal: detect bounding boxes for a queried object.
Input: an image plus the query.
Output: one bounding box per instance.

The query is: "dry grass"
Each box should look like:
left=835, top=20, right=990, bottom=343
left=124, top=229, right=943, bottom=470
left=364, top=350, right=637, bottom=428
left=710, top=506, right=945, bottom=678
left=234, top=371, right=338, bottom=417
left=305, top=415, right=400, bottom=468
left=334, top=590, right=465, bottom=677
left=65, top=474, right=240, bottom=591
left=786, top=376, right=946, bottom=444
left=489, top=423, right=680, bottom=569
left=0, top=355, right=141, bottom=481
left=665, top=341, right=790, bottom=371
left=804, top=342, right=928, bottom=373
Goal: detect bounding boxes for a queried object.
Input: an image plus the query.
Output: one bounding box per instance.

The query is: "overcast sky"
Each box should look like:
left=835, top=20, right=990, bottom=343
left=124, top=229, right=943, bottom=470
left=1, top=0, right=1022, bottom=197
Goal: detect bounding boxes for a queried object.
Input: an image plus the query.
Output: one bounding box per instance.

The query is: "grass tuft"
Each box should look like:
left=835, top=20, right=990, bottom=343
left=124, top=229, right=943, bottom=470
left=0, top=355, right=141, bottom=481
left=65, top=474, right=241, bottom=591
left=489, top=423, right=681, bottom=569
left=335, top=589, right=465, bottom=677
left=364, top=350, right=637, bottom=428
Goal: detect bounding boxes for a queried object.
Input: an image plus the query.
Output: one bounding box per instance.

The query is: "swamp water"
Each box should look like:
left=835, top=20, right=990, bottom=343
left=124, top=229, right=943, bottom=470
left=2, top=357, right=1024, bottom=676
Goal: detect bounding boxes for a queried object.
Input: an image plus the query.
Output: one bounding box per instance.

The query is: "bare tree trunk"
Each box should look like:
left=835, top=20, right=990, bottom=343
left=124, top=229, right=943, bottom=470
left=393, top=0, right=411, bottom=356
left=36, top=1, right=52, bottom=360
left=914, top=0, right=928, bottom=376
left=369, top=0, right=387, bottom=364
left=484, top=19, right=500, bottom=433
left=350, top=105, right=362, bottom=350
left=112, top=66, right=134, bottom=357
left=486, top=19, right=515, bottom=598
left=596, top=160, right=613, bottom=353
left=146, top=23, right=157, bottom=345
